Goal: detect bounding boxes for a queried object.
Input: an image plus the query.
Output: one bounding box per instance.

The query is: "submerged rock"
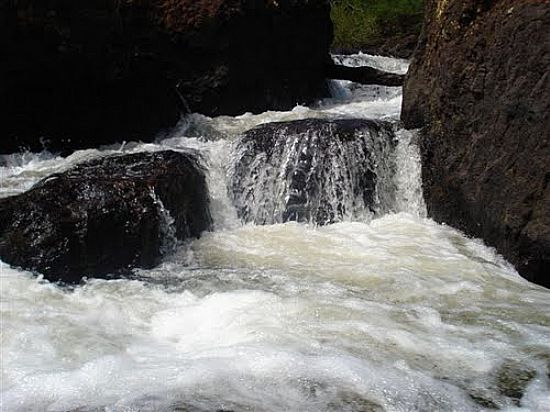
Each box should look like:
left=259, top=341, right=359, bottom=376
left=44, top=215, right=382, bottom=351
left=231, top=118, right=396, bottom=225
left=467, top=360, right=539, bottom=408
left=0, top=151, right=211, bottom=283
left=1, top=0, right=332, bottom=154
left=402, top=0, right=550, bottom=287
left=495, top=361, right=537, bottom=405
left=327, top=391, right=385, bottom=412
left=326, top=63, right=405, bottom=86
left=467, top=392, right=500, bottom=410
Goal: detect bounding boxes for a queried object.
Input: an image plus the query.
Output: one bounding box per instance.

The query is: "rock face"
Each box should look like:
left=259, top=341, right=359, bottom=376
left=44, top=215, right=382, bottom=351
left=326, top=63, right=405, bottom=86
left=231, top=119, right=396, bottom=225
left=1, top=0, right=332, bottom=154
left=402, top=0, right=550, bottom=287
left=0, top=151, right=211, bottom=283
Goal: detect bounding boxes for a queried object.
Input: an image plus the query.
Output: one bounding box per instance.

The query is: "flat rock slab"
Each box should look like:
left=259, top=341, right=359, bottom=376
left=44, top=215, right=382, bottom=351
left=0, top=151, right=211, bottom=283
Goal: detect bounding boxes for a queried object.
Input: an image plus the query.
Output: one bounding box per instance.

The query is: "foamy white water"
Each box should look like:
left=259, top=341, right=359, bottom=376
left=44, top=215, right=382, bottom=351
left=1, top=54, right=549, bottom=412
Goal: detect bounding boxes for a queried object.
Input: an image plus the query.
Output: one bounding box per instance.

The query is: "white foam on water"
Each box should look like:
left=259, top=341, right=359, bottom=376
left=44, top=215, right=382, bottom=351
left=2, top=216, right=549, bottom=411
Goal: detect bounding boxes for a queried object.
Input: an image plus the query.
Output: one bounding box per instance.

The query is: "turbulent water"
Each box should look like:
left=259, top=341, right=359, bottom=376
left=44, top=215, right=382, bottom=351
left=1, top=54, right=549, bottom=412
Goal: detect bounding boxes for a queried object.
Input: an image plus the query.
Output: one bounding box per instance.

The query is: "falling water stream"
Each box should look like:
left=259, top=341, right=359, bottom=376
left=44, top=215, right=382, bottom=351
left=1, top=54, right=549, bottom=412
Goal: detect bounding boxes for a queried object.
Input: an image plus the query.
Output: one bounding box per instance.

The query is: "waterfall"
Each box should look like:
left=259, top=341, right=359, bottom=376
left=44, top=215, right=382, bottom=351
left=161, top=119, right=425, bottom=228
left=2, top=54, right=547, bottom=412
left=151, top=189, right=178, bottom=256
left=229, top=119, right=397, bottom=225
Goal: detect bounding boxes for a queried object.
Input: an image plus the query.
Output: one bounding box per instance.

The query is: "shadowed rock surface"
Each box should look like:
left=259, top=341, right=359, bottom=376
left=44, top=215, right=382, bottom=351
left=333, top=33, right=420, bottom=60
left=1, top=0, right=332, bottom=154
left=0, top=151, right=211, bottom=283
left=402, top=0, right=550, bottom=288
left=232, top=118, right=396, bottom=225
left=326, top=63, right=405, bottom=86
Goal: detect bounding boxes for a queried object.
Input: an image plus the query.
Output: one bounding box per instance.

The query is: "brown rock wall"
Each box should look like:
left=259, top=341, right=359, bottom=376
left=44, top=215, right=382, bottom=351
left=402, top=0, right=550, bottom=287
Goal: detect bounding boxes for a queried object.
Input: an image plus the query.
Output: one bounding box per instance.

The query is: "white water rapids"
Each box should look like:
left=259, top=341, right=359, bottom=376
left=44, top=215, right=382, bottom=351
left=1, top=54, right=549, bottom=412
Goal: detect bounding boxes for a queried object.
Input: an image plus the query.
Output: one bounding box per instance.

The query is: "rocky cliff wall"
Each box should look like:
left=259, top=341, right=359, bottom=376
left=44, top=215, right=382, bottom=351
left=1, top=0, right=332, bottom=154
left=402, top=0, right=550, bottom=287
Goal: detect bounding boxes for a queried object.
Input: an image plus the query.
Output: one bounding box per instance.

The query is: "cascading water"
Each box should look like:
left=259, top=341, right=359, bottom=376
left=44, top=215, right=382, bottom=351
left=230, top=119, right=397, bottom=225
left=1, top=54, right=549, bottom=412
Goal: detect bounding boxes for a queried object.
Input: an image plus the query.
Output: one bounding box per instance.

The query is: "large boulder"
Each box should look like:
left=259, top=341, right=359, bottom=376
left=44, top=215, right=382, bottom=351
left=0, top=151, right=211, bottom=283
left=1, top=0, right=332, bottom=154
left=402, top=0, right=550, bottom=287
left=231, top=118, right=396, bottom=225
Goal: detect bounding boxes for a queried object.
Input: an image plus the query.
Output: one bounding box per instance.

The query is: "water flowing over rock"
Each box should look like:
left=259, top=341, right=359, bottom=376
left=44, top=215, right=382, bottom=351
left=333, top=33, right=420, bottom=60
left=402, top=0, right=550, bottom=288
left=1, top=0, right=332, bottom=154
left=231, top=119, right=396, bottom=225
left=326, top=63, right=405, bottom=86
left=2, top=52, right=550, bottom=412
left=0, top=151, right=211, bottom=283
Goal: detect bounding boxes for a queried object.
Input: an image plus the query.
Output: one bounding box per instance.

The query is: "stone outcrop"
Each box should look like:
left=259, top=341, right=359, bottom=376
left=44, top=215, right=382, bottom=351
left=402, top=0, right=550, bottom=287
left=326, top=63, right=405, bottom=86
left=0, top=151, right=211, bottom=283
left=232, top=119, right=396, bottom=225
left=1, top=0, right=332, bottom=154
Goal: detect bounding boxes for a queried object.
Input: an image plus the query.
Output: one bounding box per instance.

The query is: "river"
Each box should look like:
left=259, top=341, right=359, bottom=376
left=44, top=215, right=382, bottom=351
left=1, top=54, right=549, bottom=412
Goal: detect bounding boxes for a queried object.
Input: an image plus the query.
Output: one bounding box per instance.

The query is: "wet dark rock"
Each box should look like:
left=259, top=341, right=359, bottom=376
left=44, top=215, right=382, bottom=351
left=326, top=63, right=405, bottom=86
left=467, top=392, right=499, bottom=410
left=402, top=0, right=550, bottom=288
left=172, top=399, right=239, bottom=412
left=232, top=118, right=396, bottom=225
left=1, top=0, right=333, bottom=155
left=0, top=151, right=211, bottom=283
left=327, top=391, right=385, bottom=412
left=174, top=407, right=235, bottom=412
left=495, top=361, right=537, bottom=405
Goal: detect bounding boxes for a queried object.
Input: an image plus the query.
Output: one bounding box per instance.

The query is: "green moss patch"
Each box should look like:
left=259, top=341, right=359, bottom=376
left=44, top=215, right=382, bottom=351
left=331, top=0, right=424, bottom=49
